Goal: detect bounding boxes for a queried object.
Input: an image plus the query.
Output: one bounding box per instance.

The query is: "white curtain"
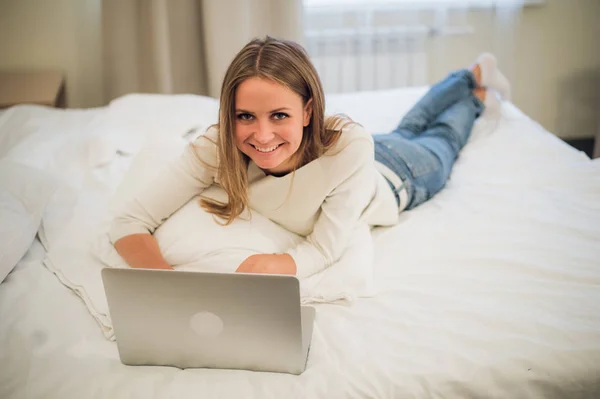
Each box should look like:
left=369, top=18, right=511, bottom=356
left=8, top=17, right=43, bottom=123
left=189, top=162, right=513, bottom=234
left=101, top=0, right=524, bottom=101
left=102, top=0, right=304, bottom=103
left=302, top=0, right=525, bottom=93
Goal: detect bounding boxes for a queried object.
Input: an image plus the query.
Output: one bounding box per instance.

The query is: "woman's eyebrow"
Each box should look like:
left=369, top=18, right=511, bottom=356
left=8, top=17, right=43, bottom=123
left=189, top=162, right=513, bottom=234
left=235, top=107, right=292, bottom=113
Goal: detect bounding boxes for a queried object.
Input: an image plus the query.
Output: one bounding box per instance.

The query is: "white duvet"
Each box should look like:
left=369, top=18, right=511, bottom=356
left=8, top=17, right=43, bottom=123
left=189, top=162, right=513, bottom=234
left=1, top=89, right=600, bottom=398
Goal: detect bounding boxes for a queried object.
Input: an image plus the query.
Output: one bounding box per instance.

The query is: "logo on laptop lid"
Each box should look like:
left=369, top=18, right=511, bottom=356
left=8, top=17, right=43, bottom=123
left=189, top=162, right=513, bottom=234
left=189, top=311, right=224, bottom=337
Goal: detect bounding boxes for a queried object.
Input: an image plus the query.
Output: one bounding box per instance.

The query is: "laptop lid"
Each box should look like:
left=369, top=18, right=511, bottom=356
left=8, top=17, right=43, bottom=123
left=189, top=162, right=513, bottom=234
left=101, top=268, right=309, bottom=374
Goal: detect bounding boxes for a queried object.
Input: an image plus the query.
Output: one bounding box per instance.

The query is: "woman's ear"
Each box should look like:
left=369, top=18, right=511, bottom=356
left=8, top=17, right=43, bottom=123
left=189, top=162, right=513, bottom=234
left=303, top=99, right=313, bottom=127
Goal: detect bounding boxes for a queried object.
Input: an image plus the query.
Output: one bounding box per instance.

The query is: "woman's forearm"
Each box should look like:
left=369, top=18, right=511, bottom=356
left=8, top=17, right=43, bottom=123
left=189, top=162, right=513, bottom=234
left=113, top=234, right=173, bottom=270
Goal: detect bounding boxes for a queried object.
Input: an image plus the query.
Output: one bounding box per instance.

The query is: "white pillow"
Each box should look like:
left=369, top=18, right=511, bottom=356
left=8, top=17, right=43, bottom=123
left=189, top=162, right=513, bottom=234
left=0, top=159, right=57, bottom=282
left=152, top=198, right=375, bottom=302
left=0, top=105, right=61, bottom=158
left=106, top=93, right=219, bottom=142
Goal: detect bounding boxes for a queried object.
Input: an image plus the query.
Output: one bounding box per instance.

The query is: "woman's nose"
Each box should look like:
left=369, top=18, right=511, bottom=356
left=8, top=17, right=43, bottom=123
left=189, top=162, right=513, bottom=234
left=253, top=122, right=275, bottom=144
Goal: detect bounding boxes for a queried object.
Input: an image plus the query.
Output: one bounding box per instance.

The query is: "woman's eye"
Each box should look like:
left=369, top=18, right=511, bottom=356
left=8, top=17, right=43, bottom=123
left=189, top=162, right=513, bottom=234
left=272, top=112, right=289, bottom=120
left=237, top=113, right=254, bottom=121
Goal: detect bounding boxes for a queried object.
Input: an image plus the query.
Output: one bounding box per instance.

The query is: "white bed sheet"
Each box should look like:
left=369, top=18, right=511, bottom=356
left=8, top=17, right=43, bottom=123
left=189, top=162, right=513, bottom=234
left=1, top=89, right=600, bottom=398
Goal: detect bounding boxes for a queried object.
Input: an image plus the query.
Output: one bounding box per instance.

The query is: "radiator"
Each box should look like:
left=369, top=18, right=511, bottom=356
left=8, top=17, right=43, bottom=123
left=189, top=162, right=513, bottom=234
left=305, top=26, right=430, bottom=93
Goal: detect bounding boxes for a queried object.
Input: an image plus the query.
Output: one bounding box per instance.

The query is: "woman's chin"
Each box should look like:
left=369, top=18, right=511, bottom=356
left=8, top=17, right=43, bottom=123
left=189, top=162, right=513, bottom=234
left=252, top=157, right=293, bottom=175
left=254, top=159, right=283, bottom=171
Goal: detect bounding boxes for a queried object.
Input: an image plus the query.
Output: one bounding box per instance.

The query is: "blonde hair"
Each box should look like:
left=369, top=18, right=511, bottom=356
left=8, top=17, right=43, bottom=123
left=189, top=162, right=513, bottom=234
left=199, top=36, right=352, bottom=224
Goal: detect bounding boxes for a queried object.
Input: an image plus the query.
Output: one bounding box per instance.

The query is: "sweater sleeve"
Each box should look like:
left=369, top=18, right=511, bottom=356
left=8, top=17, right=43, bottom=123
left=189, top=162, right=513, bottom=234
left=108, top=133, right=218, bottom=244
left=285, top=135, right=377, bottom=278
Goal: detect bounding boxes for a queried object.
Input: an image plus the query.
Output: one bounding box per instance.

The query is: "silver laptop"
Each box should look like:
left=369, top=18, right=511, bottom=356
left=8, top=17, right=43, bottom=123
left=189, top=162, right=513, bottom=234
left=101, top=268, right=315, bottom=375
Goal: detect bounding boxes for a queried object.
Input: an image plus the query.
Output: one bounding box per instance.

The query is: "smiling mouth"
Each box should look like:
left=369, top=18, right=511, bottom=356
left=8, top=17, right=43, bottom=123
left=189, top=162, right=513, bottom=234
left=251, top=143, right=283, bottom=153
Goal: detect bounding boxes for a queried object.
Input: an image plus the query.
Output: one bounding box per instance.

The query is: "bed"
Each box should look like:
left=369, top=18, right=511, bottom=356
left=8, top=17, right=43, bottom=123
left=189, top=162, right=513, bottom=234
left=1, top=87, right=599, bottom=399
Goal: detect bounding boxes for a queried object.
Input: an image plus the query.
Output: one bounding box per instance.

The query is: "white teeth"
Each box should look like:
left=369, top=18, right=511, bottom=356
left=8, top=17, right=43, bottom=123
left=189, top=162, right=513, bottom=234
left=254, top=144, right=280, bottom=153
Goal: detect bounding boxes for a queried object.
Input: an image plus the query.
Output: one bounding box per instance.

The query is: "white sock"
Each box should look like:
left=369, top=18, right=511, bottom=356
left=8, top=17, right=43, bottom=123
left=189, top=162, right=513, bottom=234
left=476, top=53, right=511, bottom=101
left=482, top=89, right=501, bottom=120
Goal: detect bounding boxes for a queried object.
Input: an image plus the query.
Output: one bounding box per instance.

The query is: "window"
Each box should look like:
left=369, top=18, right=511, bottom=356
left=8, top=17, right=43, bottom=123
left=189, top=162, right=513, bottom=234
left=302, top=0, right=532, bottom=93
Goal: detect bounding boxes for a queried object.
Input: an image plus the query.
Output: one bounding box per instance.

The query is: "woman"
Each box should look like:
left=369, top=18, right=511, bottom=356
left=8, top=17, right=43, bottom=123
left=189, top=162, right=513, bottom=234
left=110, top=36, right=510, bottom=277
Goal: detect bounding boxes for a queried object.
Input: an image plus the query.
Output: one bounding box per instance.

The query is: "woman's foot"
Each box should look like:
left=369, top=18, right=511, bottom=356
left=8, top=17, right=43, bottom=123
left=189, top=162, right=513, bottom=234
left=474, top=87, right=501, bottom=120
left=473, top=53, right=511, bottom=101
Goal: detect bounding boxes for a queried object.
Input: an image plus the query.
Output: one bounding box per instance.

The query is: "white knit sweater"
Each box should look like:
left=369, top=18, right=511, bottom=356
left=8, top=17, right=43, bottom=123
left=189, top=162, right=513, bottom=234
left=109, top=124, right=399, bottom=277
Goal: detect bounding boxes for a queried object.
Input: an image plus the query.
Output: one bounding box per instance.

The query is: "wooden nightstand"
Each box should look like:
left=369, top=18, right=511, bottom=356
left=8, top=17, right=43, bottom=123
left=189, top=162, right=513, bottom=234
left=0, top=71, right=66, bottom=109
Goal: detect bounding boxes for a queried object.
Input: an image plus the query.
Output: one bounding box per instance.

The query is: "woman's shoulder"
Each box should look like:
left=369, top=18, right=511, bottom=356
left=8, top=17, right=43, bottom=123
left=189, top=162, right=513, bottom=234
left=187, top=125, right=220, bottom=168
left=319, top=117, right=373, bottom=171
left=325, top=116, right=373, bottom=152
left=192, top=125, right=219, bottom=144
left=190, top=125, right=219, bottom=150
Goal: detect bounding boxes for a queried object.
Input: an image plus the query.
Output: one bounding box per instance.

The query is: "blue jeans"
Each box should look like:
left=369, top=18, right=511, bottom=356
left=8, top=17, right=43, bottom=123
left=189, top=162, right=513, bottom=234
left=374, top=69, right=484, bottom=210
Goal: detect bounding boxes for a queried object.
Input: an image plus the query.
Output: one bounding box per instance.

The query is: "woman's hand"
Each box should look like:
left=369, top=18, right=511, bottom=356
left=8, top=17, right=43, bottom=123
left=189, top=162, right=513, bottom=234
left=236, top=254, right=297, bottom=275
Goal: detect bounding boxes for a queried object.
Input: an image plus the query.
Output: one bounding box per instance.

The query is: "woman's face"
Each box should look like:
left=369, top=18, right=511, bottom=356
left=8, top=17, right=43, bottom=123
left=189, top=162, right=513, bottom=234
left=234, top=77, right=312, bottom=176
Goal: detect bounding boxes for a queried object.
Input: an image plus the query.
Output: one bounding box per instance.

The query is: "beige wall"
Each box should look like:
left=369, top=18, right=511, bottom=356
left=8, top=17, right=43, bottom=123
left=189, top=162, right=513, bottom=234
left=0, top=0, right=103, bottom=108
left=515, top=0, right=600, bottom=139
left=0, top=0, right=598, bottom=138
